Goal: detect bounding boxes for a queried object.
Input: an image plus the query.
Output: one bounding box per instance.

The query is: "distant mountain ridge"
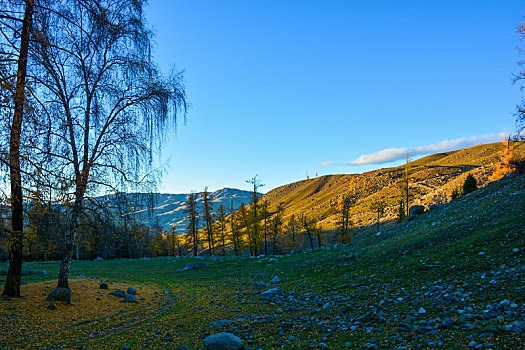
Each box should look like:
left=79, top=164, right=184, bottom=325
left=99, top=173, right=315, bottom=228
left=127, top=188, right=256, bottom=233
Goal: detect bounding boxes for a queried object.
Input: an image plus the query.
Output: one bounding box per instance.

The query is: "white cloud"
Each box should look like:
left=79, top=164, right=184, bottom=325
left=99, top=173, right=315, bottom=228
left=348, top=133, right=507, bottom=165
left=320, top=161, right=333, bottom=167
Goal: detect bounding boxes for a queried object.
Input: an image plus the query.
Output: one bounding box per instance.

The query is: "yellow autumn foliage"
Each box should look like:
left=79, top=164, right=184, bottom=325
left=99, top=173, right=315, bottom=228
left=489, top=138, right=515, bottom=181
left=0, top=279, right=163, bottom=349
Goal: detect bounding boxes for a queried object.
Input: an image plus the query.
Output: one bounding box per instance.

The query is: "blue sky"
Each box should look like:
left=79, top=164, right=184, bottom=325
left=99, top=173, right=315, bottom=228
left=145, top=0, right=524, bottom=194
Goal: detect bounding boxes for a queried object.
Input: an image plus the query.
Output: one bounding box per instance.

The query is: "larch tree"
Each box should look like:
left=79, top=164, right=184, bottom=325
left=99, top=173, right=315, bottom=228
left=300, top=213, right=316, bottom=250
left=271, top=201, right=284, bottom=254
left=261, top=200, right=269, bottom=255
left=27, top=0, right=186, bottom=297
left=184, top=192, right=199, bottom=257
left=237, top=201, right=249, bottom=253
left=167, top=225, right=179, bottom=256
left=246, top=175, right=263, bottom=256
left=229, top=199, right=240, bottom=256
left=370, top=199, right=386, bottom=233
left=336, top=195, right=352, bottom=243
left=285, top=214, right=299, bottom=249
left=215, top=204, right=227, bottom=256
left=397, top=155, right=411, bottom=218
left=202, top=187, right=214, bottom=256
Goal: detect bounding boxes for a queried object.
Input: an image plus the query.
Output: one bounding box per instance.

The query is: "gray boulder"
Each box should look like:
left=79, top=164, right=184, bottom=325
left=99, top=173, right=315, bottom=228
left=100, top=282, right=109, bottom=289
left=260, top=287, right=282, bottom=301
left=409, top=205, right=425, bottom=216
left=127, top=287, right=137, bottom=295
left=109, top=290, right=127, bottom=298
left=46, top=287, right=71, bottom=303
left=203, top=332, right=244, bottom=350
left=180, top=262, right=210, bottom=271
left=252, top=282, right=269, bottom=290
left=121, top=294, right=138, bottom=303
left=270, top=276, right=281, bottom=284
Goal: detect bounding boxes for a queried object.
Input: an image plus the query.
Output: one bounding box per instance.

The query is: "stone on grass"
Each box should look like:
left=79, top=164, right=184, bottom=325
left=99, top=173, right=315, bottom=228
left=409, top=205, right=425, bottom=216
left=252, top=282, right=269, bottom=290
left=121, top=294, right=138, bottom=303
left=100, top=282, right=108, bottom=289
left=109, top=290, right=127, bottom=298
left=47, top=304, right=57, bottom=310
left=203, top=332, right=244, bottom=350
left=46, top=288, right=71, bottom=303
left=270, top=276, right=281, bottom=284
left=180, top=262, right=210, bottom=271
left=127, top=287, right=137, bottom=295
left=260, top=287, right=282, bottom=301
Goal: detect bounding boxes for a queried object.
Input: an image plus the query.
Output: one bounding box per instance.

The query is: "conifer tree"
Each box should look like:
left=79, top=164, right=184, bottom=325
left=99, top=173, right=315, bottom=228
left=286, top=214, right=299, bottom=248
left=184, top=192, right=199, bottom=256
left=202, top=187, right=215, bottom=256
left=246, top=175, right=264, bottom=256
left=229, top=200, right=240, bottom=256
left=396, top=200, right=406, bottom=223
left=261, top=200, right=269, bottom=255
left=167, top=225, right=180, bottom=256
left=370, top=200, right=386, bottom=233
left=215, top=204, right=227, bottom=256
left=462, top=173, right=478, bottom=195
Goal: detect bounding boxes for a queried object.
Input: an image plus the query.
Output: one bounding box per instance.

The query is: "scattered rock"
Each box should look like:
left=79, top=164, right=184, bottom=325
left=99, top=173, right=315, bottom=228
left=180, top=262, right=210, bottom=271
left=409, top=205, right=425, bottom=216
left=47, top=304, right=56, bottom=310
left=202, top=332, right=244, bottom=350
left=252, top=282, right=269, bottom=290
left=109, top=290, right=127, bottom=298
left=127, top=287, right=137, bottom=295
left=270, top=276, right=281, bottom=284
left=94, top=256, right=104, bottom=261
left=99, top=282, right=108, bottom=289
left=121, top=294, right=138, bottom=303
left=260, top=288, right=282, bottom=301
left=46, top=288, right=71, bottom=303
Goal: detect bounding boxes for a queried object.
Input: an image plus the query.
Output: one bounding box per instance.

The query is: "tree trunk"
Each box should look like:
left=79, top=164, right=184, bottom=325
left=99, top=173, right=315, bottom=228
left=56, top=200, right=82, bottom=289
left=3, top=0, right=33, bottom=298
left=273, top=230, right=276, bottom=255
left=307, top=230, right=314, bottom=250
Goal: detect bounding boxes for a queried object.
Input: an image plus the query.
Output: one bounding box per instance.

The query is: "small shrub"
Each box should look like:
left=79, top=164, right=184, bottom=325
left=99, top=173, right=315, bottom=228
left=451, top=186, right=462, bottom=199
left=462, top=173, right=477, bottom=195
left=396, top=200, right=406, bottom=223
